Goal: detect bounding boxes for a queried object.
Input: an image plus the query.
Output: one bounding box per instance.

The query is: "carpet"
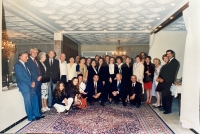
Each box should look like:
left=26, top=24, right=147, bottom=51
left=17, top=103, right=174, bottom=134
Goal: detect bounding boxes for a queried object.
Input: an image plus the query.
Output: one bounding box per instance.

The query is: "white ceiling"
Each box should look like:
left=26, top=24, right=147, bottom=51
left=163, top=16, right=186, bottom=31
left=2, top=0, right=188, bottom=45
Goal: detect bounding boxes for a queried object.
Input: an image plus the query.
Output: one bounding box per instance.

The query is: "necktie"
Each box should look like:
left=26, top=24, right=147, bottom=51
left=34, top=59, right=40, bottom=75
left=117, top=82, right=121, bottom=91
left=24, top=65, right=31, bottom=75
left=50, top=60, right=53, bottom=66
left=94, top=82, right=97, bottom=94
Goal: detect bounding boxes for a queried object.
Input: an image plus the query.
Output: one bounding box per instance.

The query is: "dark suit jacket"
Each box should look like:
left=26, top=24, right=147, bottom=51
left=26, top=57, right=41, bottom=82
left=121, top=63, right=133, bottom=81
left=88, top=66, right=98, bottom=83
left=128, top=82, right=142, bottom=96
left=86, top=81, right=103, bottom=96
left=44, top=58, right=60, bottom=84
left=108, top=64, right=119, bottom=80
left=164, top=58, right=179, bottom=83
left=14, top=61, right=34, bottom=92
left=38, top=61, right=50, bottom=83
left=159, top=58, right=179, bottom=83
left=143, top=63, right=155, bottom=82
left=112, top=80, right=127, bottom=95
left=98, top=64, right=109, bottom=82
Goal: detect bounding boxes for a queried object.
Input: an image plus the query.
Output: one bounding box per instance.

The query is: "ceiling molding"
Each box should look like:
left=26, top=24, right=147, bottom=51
left=63, top=31, right=150, bottom=34
left=150, top=0, right=189, bottom=32
left=3, top=0, right=59, bottom=33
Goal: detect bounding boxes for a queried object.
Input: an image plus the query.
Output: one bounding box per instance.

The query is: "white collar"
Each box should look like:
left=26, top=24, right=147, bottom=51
left=19, top=60, right=25, bottom=65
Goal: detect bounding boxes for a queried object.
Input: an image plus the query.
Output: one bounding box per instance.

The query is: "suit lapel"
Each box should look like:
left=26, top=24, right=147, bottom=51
left=18, top=61, right=30, bottom=76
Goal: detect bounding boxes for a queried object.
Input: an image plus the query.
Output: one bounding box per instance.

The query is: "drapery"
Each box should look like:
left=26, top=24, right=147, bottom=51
left=149, top=33, right=155, bottom=49
left=181, top=1, right=200, bottom=132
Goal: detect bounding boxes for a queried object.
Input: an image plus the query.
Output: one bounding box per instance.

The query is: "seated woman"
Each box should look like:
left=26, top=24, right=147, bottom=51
left=53, top=82, right=71, bottom=114
left=77, top=74, right=88, bottom=108
left=66, top=77, right=82, bottom=110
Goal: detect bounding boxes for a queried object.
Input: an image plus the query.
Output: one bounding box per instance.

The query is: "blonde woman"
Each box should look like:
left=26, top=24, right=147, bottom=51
left=37, top=52, right=50, bottom=112
left=133, top=55, right=144, bottom=94
left=76, top=57, right=88, bottom=83
left=152, top=58, right=162, bottom=107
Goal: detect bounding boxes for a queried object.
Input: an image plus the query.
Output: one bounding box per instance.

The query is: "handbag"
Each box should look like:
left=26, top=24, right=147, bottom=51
left=144, top=75, right=151, bottom=83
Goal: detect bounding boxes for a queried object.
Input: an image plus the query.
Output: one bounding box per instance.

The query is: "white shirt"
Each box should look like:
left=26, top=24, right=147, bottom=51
left=59, top=60, right=67, bottom=76
left=30, top=56, right=38, bottom=66
left=109, top=64, right=115, bottom=74
left=79, top=82, right=86, bottom=93
left=132, top=82, right=136, bottom=87
left=133, top=62, right=144, bottom=81
left=66, top=63, right=77, bottom=81
left=19, top=60, right=31, bottom=75
left=49, top=58, right=53, bottom=65
left=116, top=63, right=123, bottom=73
left=169, top=57, right=174, bottom=63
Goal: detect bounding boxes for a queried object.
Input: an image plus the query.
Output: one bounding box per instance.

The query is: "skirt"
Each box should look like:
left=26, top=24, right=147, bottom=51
left=144, top=81, right=152, bottom=90
left=41, top=83, right=48, bottom=99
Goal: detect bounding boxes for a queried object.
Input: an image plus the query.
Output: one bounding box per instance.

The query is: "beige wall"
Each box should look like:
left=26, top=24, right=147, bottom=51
left=149, top=31, right=187, bottom=78
left=80, top=44, right=149, bottom=58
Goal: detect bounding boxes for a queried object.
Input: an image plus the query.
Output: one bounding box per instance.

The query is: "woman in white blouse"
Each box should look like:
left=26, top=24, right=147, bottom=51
left=66, top=57, right=77, bottom=83
left=108, top=57, right=119, bottom=102
left=133, top=55, right=144, bottom=93
left=152, top=58, right=162, bottom=107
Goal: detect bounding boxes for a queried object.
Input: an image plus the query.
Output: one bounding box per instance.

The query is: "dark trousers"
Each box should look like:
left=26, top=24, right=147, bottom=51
left=161, top=88, right=173, bottom=112
left=130, top=94, right=141, bottom=106
left=35, top=82, right=42, bottom=110
left=60, top=75, right=67, bottom=86
left=88, top=93, right=103, bottom=103
left=112, top=93, right=126, bottom=104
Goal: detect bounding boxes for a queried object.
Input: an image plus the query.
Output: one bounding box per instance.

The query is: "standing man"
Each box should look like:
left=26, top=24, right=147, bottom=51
left=59, top=53, right=67, bottom=85
left=112, top=73, right=127, bottom=106
left=14, top=51, right=44, bottom=121
left=44, top=50, right=60, bottom=108
left=26, top=48, right=42, bottom=112
left=157, top=50, right=179, bottom=114
left=128, top=75, right=142, bottom=108
left=75, top=55, right=80, bottom=64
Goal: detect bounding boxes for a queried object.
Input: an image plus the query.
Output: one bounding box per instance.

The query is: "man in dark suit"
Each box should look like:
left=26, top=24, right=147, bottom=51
left=157, top=50, right=179, bottom=114
left=26, top=48, right=42, bottom=111
left=14, top=51, right=44, bottom=121
left=44, top=50, right=60, bottom=108
left=128, top=75, right=142, bottom=108
left=112, top=73, right=127, bottom=106
left=86, top=74, right=105, bottom=106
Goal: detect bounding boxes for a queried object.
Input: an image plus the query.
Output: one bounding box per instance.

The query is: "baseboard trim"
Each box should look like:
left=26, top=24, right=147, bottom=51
left=0, top=116, right=27, bottom=133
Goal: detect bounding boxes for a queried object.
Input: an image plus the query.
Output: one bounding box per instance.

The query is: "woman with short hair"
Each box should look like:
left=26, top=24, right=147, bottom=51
left=152, top=58, right=162, bottom=107
left=37, top=52, right=50, bottom=112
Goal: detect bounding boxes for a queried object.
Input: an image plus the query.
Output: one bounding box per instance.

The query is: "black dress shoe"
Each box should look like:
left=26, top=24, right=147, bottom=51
left=159, top=108, right=165, bottom=111
left=100, top=102, right=105, bottom=106
left=122, top=103, right=127, bottom=106
left=163, top=111, right=171, bottom=114
left=136, top=105, right=140, bottom=108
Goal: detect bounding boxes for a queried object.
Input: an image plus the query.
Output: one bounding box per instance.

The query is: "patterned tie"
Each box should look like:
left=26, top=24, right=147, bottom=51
left=24, top=65, right=31, bottom=75
left=94, top=82, right=97, bottom=94
left=34, top=59, right=40, bottom=75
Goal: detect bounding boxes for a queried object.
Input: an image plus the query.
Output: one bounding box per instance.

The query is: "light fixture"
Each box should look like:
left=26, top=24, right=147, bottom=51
left=157, top=18, right=160, bottom=20
left=112, top=40, right=126, bottom=57
left=104, top=29, right=107, bottom=31
left=170, top=16, right=174, bottom=20
left=2, top=33, right=17, bottom=56
left=171, top=3, right=176, bottom=6
left=159, top=25, right=162, bottom=28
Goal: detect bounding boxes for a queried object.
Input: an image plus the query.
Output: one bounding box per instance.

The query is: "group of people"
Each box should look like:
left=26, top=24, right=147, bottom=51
left=14, top=48, right=179, bottom=121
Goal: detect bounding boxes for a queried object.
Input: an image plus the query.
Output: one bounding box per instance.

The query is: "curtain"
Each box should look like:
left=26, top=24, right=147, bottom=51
left=181, top=1, right=200, bottom=132
left=149, top=33, right=155, bottom=49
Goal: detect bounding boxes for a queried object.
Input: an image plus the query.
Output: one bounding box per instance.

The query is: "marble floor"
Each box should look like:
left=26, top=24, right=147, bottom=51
left=6, top=98, right=194, bottom=134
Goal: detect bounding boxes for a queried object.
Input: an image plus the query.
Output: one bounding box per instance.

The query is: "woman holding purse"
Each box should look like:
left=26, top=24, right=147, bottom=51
left=143, top=56, right=154, bottom=104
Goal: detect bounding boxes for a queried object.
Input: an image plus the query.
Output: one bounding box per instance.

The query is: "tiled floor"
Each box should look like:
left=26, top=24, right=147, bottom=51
left=6, top=98, right=194, bottom=134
